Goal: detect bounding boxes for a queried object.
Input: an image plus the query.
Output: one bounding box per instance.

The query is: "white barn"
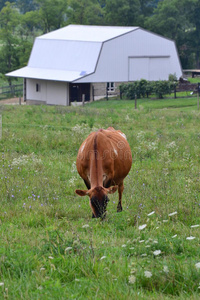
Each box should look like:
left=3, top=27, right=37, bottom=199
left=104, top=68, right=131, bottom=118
left=6, top=25, right=182, bottom=105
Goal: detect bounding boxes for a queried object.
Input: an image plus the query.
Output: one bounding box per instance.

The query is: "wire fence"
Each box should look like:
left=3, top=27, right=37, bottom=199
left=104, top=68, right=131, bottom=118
left=0, top=84, right=23, bottom=100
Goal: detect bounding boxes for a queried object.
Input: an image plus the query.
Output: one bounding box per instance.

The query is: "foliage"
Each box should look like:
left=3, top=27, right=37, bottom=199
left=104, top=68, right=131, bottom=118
left=120, top=79, right=174, bottom=99
left=67, top=0, right=104, bottom=25
left=0, top=2, right=20, bottom=85
left=36, top=0, right=67, bottom=33
left=0, top=98, right=200, bottom=298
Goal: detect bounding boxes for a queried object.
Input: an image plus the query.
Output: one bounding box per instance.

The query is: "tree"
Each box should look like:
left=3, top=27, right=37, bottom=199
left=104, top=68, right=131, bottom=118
left=36, top=0, right=68, bottom=33
left=16, top=0, right=39, bottom=13
left=67, top=0, right=104, bottom=25
left=104, top=0, right=141, bottom=26
left=0, top=2, right=20, bottom=85
left=144, top=0, right=195, bottom=68
left=186, top=0, right=200, bottom=68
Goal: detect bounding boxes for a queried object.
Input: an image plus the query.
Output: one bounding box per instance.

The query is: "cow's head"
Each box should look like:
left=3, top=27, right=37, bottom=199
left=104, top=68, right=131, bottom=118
left=75, top=185, right=118, bottom=218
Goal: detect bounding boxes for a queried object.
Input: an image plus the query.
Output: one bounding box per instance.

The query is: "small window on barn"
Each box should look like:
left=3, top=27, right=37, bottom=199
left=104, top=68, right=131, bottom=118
left=36, top=83, right=40, bottom=92
left=107, top=82, right=115, bottom=92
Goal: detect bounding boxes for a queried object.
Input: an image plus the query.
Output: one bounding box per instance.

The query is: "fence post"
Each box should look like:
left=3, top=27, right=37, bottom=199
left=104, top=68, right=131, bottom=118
left=106, top=88, right=108, bottom=101
left=135, top=93, right=137, bottom=109
left=198, top=83, right=200, bottom=110
left=19, top=96, right=21, bottom=105
left=82, top=94, right=85, bottom=106
left=174, top=84, right=176, bottom=99
left=92, top=86, right=94, bottom=102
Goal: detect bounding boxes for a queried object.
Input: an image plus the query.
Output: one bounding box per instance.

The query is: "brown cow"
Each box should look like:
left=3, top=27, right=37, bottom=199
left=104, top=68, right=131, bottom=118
left=75, top=127, right=132, bottom=218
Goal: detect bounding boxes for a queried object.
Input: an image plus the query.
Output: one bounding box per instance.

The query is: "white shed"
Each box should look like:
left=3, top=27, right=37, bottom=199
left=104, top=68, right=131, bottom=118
left=6, top=24, right=182, bottom=105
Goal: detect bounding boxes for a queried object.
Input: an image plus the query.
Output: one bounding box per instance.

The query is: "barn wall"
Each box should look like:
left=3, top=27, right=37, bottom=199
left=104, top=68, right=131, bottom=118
left=26, top=79, right=69, bottom=105
left=76, top=29, right=182, bottom=83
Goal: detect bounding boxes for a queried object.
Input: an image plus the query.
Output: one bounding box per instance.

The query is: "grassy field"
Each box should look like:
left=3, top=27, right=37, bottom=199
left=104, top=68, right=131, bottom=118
left=0, top=97, right=200, bottom=299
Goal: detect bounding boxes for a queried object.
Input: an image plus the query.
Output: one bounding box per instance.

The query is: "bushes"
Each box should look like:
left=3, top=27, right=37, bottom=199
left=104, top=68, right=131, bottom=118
left=119, top=78, right=175, bottom=99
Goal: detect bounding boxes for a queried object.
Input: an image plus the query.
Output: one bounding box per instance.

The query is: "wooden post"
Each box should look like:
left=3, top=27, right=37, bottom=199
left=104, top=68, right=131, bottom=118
left=135, top=93, right=137, bottom=109
left=106, top=88, right=108, bottom=101
left=198, top=83, right=200, bottom=110
left=82, top=94, right=85, bottom=106
left=92, top=86, right=94, bottom=102
left=174, top=84, right=176, bottom=99
left=19, top=96, right=21, bottom=105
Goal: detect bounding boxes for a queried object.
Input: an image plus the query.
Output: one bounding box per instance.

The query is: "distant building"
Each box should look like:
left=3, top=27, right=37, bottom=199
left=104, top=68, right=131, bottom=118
left=6, top=25, right=182, bottom=105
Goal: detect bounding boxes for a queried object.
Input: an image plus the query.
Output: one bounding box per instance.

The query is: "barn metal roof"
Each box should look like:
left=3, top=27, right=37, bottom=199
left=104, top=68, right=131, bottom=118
left=39, top=25, right=138, bottom=42
left=6, top=25, right=138, bottom=82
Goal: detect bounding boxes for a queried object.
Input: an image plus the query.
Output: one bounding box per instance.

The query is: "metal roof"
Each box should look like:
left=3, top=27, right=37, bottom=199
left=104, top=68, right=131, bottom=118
left=5, top=25, right=138, bottom=82
left=39, top=24, right=138, bottom=42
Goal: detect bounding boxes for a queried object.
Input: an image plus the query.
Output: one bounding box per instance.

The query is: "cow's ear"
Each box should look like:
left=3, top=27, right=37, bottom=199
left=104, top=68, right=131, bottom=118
left=75, top=189, right=89, bottom=197
left=106, top=185, right=118, bottom=194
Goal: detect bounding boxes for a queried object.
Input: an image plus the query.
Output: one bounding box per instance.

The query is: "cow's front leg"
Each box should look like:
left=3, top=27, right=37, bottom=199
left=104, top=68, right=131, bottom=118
left=117, top=182, right=124, bottom=212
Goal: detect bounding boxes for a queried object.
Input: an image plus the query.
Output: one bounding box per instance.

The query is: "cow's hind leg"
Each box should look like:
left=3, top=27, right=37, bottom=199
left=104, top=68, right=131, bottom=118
left=117, top=182, right=124, bottom=212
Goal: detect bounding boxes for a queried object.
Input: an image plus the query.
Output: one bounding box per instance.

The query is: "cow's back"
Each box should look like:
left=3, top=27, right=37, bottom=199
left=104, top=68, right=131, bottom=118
left=76, top=128, right=132, bottom=187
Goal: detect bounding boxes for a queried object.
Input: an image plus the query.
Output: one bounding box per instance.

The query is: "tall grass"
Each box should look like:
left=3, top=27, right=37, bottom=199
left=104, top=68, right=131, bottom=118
left=0, top=97, right=200, bottom=299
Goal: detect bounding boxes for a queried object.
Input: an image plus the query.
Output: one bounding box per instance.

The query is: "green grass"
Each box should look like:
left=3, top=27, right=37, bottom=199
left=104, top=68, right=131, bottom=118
left=0, top=97, right=200, bottom=299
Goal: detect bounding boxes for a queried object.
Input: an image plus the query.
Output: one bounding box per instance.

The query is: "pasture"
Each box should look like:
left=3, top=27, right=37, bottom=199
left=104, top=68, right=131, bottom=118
left=0, top=97, right=200, bottom=299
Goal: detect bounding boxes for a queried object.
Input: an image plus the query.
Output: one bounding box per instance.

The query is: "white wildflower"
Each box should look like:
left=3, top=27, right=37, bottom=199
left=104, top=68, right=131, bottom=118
left=40, top=268, right=45, bottom=271
left=172, top=234, right=177, bottom=238
left=138, top=224, right=147, bottom=230
left=139, top=240, right=145, bottom=243
left=147, top=211, right=155, bottom=216
left=163, top=220, right=168, bottom=223
left=82, top=224, right=89, bottom=228
left=166, top=141, right=176, bottom=149
left=191, top=225, right=199, bottom=228
left=144, top=271, right=152, bottom=278
left=141, top=253, right=147, bottom=257
left=153, top=250, right=161, bottom=256
left=0, top=283, right=4, bottom=286
left=168, top=211, right=177, bottom=217
left=128, top=275, right=136, bottom=284
left=65, top=247, right=72, bottom=252
left=122, top=244, right=127, bottom=247
left=163, top=266, right=169, bottom=273
left=186, top=236, right=195, bottom=240
left=129, top=247, right=135, bottom=250
left=48, top=256, right=54, bottom=259
left=195, top=262, right=200, bottom=269
left=100, top=256, right=106, bottom=260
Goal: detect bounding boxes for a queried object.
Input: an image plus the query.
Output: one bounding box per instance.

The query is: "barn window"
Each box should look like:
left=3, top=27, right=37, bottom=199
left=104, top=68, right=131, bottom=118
left=107, top=82, right=115, bottom=92
left=36, top=83, right=40, bottom=92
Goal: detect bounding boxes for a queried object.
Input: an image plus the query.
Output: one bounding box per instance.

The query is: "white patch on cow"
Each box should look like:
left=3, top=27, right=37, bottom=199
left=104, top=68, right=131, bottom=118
left=80, top=142, right=86, bottom=153
left=119, top=132, right=127, bottom=140
left=114, top=148, right=118, bottom=155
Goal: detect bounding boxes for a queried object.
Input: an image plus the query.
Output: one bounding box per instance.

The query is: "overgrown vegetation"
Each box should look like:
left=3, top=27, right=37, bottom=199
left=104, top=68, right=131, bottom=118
left=119, top=78, right=177, bottom=99
left=0, top=98, right=199, bottom=299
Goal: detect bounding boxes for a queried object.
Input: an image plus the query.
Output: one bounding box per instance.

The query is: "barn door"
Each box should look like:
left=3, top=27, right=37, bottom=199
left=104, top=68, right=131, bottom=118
left=69, top=83, right=90, bottom=103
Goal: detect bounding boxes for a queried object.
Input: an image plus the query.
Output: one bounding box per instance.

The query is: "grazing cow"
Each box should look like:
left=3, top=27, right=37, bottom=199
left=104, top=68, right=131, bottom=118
left=75, top=127, right=132, bottom=218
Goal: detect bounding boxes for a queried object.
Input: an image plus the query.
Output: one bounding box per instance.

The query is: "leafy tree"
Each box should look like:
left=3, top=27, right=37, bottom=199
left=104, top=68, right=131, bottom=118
left=67, top=0, right=103, bottom=25
left=104, top=0, right=141, bottom=26
left=144, top=0, right=195, bottom=68
left=36, top=0, right=68, bottom=33
left=186, top=0, right=200, bottom=68
left=0, top=0, right=15, bottom=11
left=0, top=2, right=20, bottom=85
left=16, top=0, right=39, bottom=13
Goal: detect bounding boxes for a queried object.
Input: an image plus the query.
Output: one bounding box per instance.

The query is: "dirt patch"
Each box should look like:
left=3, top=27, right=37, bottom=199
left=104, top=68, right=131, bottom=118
left=0, top=97, right=26, bottom=105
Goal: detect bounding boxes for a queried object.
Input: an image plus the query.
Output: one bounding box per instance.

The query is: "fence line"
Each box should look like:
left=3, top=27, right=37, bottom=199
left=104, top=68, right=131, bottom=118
left=0, top=84, right=23, bottom=99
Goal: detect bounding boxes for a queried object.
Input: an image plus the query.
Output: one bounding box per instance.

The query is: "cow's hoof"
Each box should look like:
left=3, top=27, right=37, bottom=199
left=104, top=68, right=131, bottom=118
left=117, top=205, right=122, bottom=212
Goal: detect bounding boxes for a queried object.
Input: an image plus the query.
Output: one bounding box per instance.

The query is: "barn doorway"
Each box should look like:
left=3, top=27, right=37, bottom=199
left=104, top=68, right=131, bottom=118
left=69, top=83, right=90, bottom=103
